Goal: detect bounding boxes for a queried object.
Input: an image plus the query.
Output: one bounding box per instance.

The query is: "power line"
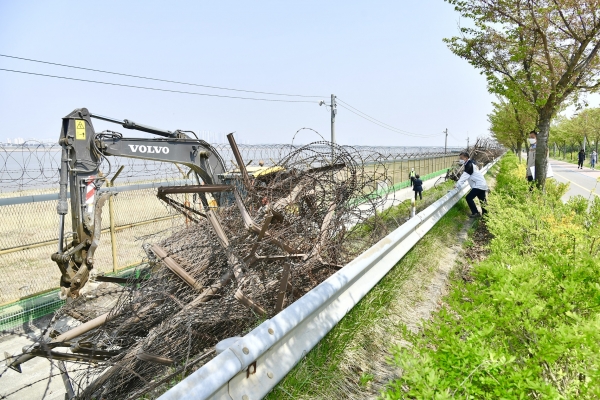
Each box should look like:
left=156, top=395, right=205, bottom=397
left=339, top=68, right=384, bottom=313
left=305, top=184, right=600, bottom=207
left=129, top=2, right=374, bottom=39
left=0, top=54, right=324, bottom=98
left=337, top=103, right=436, bottom=138
left=0, top=68, right=316, bottom=103
left=336, top=98, right=442, bottom=138
left=336, top=99, right=442, bottom=138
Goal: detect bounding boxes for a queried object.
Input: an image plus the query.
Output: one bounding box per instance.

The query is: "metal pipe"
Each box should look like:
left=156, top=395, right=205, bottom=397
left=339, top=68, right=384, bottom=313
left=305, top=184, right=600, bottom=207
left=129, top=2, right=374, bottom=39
left=57, top=361, right=75, bottom=399
left=90, top=114, right=174, bottom=138
left=58, top=215, right=65, bottom=254
left=234, top=289, right=267, bottom=316
left=8, top=311, right=111, bottom=371
left=226, top=133, right=251, bottom=190
left=151, top=245, right=203, bottom=290
left=56, top=312, right=110, bottom=342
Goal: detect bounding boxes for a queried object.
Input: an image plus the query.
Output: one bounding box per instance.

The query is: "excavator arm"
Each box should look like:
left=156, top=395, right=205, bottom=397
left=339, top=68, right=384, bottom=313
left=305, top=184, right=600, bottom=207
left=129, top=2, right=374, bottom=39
left=53, top=108, right=225, bottom=298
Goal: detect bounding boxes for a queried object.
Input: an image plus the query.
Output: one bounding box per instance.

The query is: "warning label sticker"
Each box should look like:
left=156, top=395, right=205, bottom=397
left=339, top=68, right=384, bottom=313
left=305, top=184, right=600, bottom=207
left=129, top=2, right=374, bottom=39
left=75, top=120, right=86, bottom=140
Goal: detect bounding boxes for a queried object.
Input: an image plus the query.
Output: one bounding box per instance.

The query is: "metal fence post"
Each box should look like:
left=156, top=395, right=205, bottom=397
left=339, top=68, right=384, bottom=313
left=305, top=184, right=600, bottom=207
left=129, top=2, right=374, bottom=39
left=108, top=166, right=124, bottom=273
left=108, top=193, right=118, bottom=273
left=400, top=159, right=403, bottom=184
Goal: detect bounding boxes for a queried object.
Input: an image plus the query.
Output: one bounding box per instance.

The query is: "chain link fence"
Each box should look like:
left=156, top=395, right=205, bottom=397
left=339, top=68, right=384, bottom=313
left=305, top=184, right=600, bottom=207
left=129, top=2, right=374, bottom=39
left=0, top=141, right=461, bottom=324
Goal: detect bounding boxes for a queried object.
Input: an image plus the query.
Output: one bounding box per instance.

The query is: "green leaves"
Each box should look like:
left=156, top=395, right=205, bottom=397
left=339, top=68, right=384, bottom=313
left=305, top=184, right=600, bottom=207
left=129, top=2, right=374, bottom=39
left=445, top=0, right=600, bottom=188
left=381, top=153, right=600, bottom=399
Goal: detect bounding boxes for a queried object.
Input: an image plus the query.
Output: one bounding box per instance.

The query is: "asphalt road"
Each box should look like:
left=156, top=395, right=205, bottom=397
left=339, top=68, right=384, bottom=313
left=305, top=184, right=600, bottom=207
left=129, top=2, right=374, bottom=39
left=548, top=158, right=600, bottom=202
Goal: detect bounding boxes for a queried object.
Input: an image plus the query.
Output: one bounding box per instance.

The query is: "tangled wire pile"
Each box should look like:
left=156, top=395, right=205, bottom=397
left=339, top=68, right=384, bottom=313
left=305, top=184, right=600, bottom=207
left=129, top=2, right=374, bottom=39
left=468, top=138, right=503, bottom=166
left=435, top=138, right=505, bottom=185
left=1, top=141, right=399, bottom=399
left=0, top=136, right=504, bottom=399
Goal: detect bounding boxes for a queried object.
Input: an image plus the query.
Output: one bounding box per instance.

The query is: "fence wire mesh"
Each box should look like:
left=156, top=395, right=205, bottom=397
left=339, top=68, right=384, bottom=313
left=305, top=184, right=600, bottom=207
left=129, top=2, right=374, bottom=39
left=0, top=142, right=465, bottom=305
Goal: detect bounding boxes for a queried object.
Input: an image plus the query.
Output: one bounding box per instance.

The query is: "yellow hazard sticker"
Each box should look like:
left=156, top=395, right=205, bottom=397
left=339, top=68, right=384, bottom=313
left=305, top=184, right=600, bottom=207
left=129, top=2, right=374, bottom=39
left=75, top=120, right=86, bottom=140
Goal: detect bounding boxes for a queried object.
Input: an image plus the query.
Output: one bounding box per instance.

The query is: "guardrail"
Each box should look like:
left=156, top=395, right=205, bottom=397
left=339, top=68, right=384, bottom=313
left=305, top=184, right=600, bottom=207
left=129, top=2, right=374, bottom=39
left=158, top=157, right=500, bottom=400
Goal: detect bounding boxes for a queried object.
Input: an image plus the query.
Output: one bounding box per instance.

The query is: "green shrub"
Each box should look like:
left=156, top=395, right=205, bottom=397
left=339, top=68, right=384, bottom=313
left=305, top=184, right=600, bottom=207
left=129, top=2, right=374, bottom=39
left=381, top=153, right=600, bottom=399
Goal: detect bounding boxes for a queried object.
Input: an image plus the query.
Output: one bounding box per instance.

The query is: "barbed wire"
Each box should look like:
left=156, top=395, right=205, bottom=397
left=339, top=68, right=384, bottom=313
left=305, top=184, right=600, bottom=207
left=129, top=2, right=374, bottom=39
left=0, top=137, right=503, bottom=399
left=0, top=141, right=463, bottom=194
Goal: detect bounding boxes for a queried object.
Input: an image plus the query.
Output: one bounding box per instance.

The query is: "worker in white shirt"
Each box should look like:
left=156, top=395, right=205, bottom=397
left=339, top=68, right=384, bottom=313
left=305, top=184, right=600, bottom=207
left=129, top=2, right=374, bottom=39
left=455, top=151, right=489, bottom=217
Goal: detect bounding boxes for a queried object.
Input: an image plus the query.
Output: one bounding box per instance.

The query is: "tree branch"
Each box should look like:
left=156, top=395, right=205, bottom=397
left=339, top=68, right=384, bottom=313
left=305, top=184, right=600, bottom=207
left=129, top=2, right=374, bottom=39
left=552, top=0, right=582, bottom=41
left=528, top=2, right=557, bottom=92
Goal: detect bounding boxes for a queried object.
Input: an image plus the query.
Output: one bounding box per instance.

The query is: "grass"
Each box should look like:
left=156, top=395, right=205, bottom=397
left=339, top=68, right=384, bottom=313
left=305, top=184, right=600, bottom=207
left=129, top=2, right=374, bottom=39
left=380, top=154, right=600, bottom=399
left=266, top=199, right=471, bottom=399
left=266, top=162, right=499, bottom=400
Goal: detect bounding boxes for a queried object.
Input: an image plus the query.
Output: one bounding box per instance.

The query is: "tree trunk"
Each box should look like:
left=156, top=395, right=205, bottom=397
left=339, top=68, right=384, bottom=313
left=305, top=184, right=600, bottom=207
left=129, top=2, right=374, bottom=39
left=535, top=109, right=553, bottom=188
left=516, top=141, right=523, bottom=163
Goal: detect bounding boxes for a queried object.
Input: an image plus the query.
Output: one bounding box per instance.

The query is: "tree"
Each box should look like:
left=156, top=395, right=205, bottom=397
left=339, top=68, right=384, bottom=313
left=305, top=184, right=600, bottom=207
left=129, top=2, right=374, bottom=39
left=488, top=97, right=537, bottom=161
left=445, top=0, right=600, bottom=187
left=552, top=115, right=583, bottom=158
left=553, top=107, right=600, bottom=155
left=575, top=107, right=600, bottom=152
left=550, top=116, right=572, bottom=158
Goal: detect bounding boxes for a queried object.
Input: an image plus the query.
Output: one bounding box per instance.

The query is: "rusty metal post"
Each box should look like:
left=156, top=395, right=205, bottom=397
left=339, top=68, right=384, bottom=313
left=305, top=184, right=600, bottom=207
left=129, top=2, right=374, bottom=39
left=275, top=263, right=291, bottom=313
left=235, top=289, right=267, bottom=316
left=227, top=133, right=251, bottom=190
left=151, top=245, right=203, bottom=290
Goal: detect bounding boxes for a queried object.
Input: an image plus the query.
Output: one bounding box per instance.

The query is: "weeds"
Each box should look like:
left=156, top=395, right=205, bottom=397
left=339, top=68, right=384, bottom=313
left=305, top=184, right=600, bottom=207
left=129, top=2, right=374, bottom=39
left=381, top=153, right=600, bottom=399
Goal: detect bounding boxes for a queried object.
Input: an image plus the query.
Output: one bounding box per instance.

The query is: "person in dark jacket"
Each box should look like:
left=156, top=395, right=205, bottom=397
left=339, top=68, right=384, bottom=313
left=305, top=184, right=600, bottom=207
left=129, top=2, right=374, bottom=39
left=578, top=149, right=586, bottom=169
left=413, top=174, right=423, bottom=200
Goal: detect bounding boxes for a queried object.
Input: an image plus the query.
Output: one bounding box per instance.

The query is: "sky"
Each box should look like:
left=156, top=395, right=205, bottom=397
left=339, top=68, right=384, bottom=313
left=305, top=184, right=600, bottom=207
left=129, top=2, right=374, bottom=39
left=1, top=1, right=502, bottom=147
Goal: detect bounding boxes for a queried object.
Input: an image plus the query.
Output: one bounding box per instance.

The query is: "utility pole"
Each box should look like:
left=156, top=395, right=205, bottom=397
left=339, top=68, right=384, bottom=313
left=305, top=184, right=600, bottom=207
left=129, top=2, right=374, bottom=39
left=330, top=94, right=337, bottom=144
left=583, top=135, right=587, bottom=152
left=467, top=137, right=470, bottom=151
left=444, top=128, right=448, bottom=154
